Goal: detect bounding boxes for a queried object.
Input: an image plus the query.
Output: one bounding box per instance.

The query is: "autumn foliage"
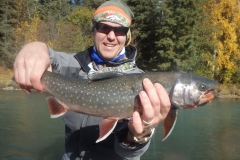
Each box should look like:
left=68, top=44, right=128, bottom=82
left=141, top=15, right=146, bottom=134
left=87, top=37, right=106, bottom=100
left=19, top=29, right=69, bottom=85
left=204, top=0, right=240, bottom=83
left=0, top=0, right=240, bottom=84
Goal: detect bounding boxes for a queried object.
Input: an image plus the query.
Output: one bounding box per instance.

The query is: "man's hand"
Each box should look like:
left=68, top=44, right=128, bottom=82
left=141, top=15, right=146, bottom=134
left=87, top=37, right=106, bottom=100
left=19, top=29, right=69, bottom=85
left=127, top=78, right=171, bottom=143
left=13, top=41, right=51, bottom=93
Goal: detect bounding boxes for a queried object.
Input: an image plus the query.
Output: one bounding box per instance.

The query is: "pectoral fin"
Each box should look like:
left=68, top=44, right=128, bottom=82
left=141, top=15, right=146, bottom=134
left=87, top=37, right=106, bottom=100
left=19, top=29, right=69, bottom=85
left=162, top=107, right=178, bottom=141
left=46, top=96, right=68, bottom=118
left=96, top=118, right=118, bottom=143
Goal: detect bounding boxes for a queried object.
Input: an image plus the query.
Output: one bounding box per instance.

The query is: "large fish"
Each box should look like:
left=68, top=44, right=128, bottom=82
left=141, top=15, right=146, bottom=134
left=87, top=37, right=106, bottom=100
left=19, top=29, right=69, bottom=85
left=41, top=71, right=218, bottom=142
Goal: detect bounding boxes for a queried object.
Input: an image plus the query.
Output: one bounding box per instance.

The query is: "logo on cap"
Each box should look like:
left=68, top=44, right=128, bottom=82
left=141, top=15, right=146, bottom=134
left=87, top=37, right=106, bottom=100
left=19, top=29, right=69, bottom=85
left=105, top=12, right=121, bottom=22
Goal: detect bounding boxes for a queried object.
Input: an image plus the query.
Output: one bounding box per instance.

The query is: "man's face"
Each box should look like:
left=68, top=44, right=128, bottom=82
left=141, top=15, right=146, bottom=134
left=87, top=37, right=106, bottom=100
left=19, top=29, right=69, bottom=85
left=93, top=21, right=127, bottom=61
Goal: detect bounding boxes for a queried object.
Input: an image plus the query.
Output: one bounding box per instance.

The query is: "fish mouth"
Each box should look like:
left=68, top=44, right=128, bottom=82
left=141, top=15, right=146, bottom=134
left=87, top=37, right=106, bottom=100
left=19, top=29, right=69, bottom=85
left=197, top=89, right=215, bottom=106
left=200, top=91, right=215, bottom=104
left=186, top=89, right=215, bottom=109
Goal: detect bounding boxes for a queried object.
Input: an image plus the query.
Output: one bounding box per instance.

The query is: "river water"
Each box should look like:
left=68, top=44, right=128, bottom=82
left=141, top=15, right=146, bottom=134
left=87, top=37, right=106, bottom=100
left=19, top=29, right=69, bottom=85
left=0, top=90, right=240, bottom=160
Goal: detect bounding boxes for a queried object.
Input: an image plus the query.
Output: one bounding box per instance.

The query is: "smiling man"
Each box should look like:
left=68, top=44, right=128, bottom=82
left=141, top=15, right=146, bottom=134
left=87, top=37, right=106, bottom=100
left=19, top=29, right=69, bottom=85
left=13, top=0, right=171, bottom=159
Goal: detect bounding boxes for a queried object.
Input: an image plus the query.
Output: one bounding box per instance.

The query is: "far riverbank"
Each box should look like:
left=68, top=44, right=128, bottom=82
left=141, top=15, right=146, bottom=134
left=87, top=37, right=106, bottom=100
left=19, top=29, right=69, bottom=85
left=0, top=67, right=240, bottom=99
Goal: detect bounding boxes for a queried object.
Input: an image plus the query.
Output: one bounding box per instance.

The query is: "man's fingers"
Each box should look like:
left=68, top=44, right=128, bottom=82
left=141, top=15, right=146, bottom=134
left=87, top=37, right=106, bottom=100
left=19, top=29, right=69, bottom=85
left=139, top=91, right=155, bottom=124
left=30, top=71, right=44, bottom=93
left=154, top=83, right=171, bottom=118
left=143, top=78, right=161, bottom=111
left=131, top=111, right=143, bottom=134
left=13, top=42, right=50, bottom=93
left=141, top=78, right=160, bottom=121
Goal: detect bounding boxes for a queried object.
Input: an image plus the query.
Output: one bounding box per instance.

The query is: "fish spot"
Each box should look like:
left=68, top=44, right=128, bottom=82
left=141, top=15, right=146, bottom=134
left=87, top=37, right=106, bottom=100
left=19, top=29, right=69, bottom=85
left=83, top=104, right=86, bottom=107
left=111, top=106, right=114, bottom=109
left=104, top=107, right=107, bottom=110
left=89, top=106, right=93, bottom=109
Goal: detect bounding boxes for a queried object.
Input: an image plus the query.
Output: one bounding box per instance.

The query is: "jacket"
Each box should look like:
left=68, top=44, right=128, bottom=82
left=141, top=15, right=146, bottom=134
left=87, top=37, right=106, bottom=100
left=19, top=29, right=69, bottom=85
left=48, top=45, right=150, bottom=160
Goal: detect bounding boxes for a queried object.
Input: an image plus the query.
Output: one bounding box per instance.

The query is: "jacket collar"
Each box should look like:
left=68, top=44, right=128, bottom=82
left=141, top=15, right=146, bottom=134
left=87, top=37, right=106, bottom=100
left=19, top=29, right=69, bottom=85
left=74, top=45, right=137, bottom=73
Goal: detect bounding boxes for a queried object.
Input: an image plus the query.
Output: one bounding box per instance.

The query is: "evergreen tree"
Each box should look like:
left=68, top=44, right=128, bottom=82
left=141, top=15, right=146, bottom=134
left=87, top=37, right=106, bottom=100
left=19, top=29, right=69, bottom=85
left=156, top=0, right=210, bottom=72
left=38, top=0, right=72, bottom=21
left=0, top=0, right=16, bottom=68
left=82, top=0, right=106, bottom=9
left=129, top=0, right=212, bottom=73
left=127, top=0, right=161, bottom=71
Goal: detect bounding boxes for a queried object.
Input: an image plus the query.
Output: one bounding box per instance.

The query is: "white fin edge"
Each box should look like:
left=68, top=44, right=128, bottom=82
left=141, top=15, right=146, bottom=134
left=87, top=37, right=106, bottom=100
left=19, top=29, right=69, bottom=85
left=96, top=119, right=118, bottom=143
left=162, top=113, right=178, bottom=141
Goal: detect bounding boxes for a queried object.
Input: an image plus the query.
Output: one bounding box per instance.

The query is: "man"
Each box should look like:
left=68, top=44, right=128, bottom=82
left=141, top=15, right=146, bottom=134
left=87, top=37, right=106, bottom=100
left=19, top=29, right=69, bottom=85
left=14, top=0, right=171, bottom=159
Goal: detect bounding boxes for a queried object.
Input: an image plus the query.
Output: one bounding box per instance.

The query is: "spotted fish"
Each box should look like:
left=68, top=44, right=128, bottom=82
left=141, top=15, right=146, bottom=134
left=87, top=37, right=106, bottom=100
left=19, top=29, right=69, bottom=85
left=41, top=71, right=218, bottom=142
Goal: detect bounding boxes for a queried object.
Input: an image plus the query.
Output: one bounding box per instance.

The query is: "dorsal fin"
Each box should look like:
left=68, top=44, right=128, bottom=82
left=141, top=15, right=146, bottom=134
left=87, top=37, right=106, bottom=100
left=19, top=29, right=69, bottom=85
left=89, top=71, right=125, bottom=81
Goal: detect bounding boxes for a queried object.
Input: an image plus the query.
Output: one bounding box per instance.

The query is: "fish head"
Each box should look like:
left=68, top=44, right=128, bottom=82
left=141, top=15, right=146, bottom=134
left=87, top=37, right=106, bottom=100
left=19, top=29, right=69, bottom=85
left=170, top=73, right=219, bottom=109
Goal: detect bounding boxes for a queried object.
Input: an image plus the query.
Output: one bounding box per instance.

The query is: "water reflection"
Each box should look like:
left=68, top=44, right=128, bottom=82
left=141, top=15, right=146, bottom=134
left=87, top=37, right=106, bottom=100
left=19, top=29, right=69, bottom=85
left=144, top=99, right=240, bottom=160
left=0, top=90, right=64, bottom=159
left=0, top=91, right=240, bottom=160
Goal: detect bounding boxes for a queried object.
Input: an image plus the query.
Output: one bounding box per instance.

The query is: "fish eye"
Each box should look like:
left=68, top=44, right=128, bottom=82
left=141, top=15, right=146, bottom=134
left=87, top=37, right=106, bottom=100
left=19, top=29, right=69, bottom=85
left=198, top=84, right=207, bottom=91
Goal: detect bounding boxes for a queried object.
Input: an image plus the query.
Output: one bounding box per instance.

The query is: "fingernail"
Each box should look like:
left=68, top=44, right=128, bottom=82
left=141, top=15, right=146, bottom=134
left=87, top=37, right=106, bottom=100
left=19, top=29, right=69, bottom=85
left=155, top=83, right=162, bottom=89
left=133, top=111, right=139, bottom=118
left=140, top=91, right=146, bottom=97
left=143, top=78, right=150, bottom=84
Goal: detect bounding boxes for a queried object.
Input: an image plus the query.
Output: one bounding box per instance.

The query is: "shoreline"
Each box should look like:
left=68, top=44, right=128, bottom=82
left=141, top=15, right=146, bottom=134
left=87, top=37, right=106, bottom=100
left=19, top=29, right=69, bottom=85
left=1, top=82, right=240, bottom=99
left=1, top=67, right=240, bottom=99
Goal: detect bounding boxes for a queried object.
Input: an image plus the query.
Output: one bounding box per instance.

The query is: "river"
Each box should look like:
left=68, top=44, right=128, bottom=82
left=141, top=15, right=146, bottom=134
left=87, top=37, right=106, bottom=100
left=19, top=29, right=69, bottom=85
left=0, top=90, right=240, bottom=160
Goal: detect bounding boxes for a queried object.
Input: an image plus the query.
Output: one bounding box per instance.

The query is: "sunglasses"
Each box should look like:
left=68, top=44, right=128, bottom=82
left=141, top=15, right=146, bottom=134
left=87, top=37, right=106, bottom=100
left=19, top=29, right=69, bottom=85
left=95, top=22, right=129, bottom=36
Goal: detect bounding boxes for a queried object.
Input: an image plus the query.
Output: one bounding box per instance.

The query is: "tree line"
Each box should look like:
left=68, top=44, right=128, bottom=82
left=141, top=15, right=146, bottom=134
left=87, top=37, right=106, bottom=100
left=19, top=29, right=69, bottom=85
left=0, top=0, right=239, bottom=84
